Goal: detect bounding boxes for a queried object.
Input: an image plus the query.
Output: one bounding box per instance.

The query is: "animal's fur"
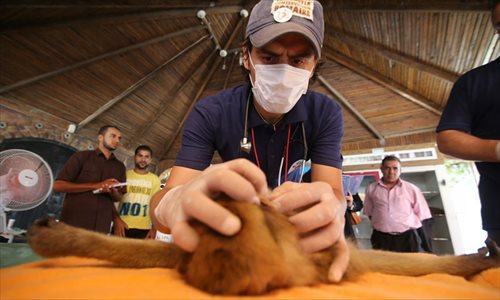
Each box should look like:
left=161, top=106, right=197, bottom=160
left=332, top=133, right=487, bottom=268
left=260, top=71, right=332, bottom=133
left=27, top=195, right=500, bottom=295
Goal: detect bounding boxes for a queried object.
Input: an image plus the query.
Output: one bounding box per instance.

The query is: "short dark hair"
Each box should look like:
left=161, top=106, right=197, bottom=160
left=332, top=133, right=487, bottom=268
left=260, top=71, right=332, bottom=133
left=135, top=145, right=153, bottom=157
left=98, top=125, right=120, bottom=136
left=381, top=155, right=401, bottom=166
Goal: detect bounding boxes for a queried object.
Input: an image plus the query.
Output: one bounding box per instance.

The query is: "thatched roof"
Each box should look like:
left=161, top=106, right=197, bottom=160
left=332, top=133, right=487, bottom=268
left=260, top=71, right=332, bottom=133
left=1, top=0, right=498, bottom=170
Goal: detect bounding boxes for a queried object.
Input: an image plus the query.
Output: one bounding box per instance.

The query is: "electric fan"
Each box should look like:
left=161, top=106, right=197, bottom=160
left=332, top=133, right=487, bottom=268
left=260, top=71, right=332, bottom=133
left=0, top=149, right=53, bottom=241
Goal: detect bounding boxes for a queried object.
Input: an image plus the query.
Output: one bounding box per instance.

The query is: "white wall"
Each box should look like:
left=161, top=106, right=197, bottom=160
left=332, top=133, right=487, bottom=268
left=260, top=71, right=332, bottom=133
left=432, top=162, right=486, bottom=255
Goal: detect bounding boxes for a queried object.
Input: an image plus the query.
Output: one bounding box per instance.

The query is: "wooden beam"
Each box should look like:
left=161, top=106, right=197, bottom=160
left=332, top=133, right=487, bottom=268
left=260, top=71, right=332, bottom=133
left=39, top=2, right=479, bottom=11
left=1, top=6, right=242, bottom=32
left=221, top=13, right=244, bottom=90
left=0, top=25, right=204, bottom=94
left=1, top=3, right=223, bottom=9
left=325, top=48, right=442, bottom=116
left=323, top=2, right=488, bottom=11
left=483, top=34, right=499, bottom=65
left=159, top=49, right=219, bottom=160
left=383, top=127, right=436, bottom=139
left=317, top=75, right=385, bottom=144
left=223, top=52, right=238, bottom=90
left=127, top=36, right=210, bottom=147
left=77, top=34, right=210, bottom=130
left=160, top=16, right=246, bottom=160
left=326, top=30, right=459, bottom=83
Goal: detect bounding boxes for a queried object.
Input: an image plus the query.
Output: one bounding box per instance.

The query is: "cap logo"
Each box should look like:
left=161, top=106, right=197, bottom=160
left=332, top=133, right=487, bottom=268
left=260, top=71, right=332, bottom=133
left=271, top=0, right=314, bottom=22
left=273, top=7, right=293, bottom=23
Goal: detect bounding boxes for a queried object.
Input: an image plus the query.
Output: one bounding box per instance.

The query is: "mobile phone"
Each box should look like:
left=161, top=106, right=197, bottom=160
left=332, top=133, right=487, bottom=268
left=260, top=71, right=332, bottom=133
left=92, top=182, right=127, bottom=194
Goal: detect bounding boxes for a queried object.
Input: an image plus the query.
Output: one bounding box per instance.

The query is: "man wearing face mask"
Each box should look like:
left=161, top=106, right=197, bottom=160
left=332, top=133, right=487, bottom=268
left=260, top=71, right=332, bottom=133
left=150, top=0, right=348, bottom=282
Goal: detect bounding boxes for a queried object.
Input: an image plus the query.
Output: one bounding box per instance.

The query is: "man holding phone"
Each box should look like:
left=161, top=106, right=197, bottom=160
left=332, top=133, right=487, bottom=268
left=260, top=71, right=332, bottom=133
left=53, top=125, right=126, bottom=233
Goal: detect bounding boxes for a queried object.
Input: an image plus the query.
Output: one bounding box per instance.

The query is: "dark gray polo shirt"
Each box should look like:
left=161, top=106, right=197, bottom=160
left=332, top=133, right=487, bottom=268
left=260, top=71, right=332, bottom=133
left=176, top=83, right=343, bottom=188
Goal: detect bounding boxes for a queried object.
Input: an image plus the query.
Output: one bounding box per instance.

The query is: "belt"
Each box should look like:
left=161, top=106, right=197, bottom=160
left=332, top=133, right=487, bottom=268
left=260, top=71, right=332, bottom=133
left=387, top=232, right=403, bottom=236
left=375, top=229, right=411, bottom=236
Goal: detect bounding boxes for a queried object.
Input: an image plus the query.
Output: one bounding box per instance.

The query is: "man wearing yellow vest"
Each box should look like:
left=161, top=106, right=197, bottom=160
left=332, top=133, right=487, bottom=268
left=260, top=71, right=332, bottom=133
left=114, top=145, right=161, bottom=239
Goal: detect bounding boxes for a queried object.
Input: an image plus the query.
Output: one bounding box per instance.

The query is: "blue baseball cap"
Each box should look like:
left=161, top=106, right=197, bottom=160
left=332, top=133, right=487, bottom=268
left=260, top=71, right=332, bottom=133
left=245, top=0, right=324, bottom=57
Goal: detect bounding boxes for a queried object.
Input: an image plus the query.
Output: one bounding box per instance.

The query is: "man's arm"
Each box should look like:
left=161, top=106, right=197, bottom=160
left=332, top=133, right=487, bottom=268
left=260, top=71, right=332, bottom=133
left=150, top=160, right=268, bottom=252
left=412, top=186, right=432, bottom=221
left=112, top=215, right=128, bottom=237
left=53, top=180, right=99, bottom=193
left=437, top=130, right=500, bottom=162
left=309, top=164, right=349, bottom=283
left=269, top=164, right=349, bottom=282
left=109, top=187, right=123, bottom=202
left=362, top=184, right=373, bottom=219
left=149, top=166, right=201, bottom=234
left=310, top=163, right=344, bottom=202
left=53, top=178, right=119, bottom=194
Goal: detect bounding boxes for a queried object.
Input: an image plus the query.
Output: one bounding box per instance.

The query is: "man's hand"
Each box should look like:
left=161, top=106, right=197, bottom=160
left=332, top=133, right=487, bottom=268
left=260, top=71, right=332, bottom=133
left=268, top=181, right=349, bottom=282
left=108, top=186, right=124, bottom=202
left=145, top=228, right=157, bottom=239
left=345, top=192, right=353, bottom=210
left=98, top=178, right=120, bottom=193
left=154, top=159, right=268, bottom=252
left=113, top=217, right=128, bottom=237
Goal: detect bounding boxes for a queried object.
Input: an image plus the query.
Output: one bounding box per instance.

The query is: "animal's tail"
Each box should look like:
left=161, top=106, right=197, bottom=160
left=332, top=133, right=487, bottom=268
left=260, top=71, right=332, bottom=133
left=346, top=239, right=500, bottom=280
left=27, top=217, right=183, bottom=268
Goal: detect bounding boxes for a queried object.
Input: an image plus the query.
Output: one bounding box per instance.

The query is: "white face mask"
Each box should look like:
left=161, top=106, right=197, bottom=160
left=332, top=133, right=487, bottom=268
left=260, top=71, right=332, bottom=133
left=249, top=56, right=312, bottom=114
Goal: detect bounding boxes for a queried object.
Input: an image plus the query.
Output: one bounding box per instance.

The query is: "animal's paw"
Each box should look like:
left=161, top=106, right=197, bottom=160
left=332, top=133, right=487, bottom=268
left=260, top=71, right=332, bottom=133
left=474, top=238, right=500, bottom=269
left=31, top=216, right=59, bottom=229
left=28, top=217, right=62, bottom=237
left=27, top=217, right=73, bottom=257
left=485, top=238, right=500, bottom=257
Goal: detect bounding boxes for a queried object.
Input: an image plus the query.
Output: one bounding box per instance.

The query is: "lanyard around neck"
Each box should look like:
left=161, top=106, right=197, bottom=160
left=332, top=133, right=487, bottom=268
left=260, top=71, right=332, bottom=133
left=251, top=124, right=292, bottom=181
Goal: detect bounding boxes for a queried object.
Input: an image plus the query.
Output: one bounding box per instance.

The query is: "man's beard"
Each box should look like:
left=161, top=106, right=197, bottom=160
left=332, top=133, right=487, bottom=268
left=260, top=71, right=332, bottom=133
left=135, top=162, right=148, bottom=170
left=103, top=141, right=116, bottom=151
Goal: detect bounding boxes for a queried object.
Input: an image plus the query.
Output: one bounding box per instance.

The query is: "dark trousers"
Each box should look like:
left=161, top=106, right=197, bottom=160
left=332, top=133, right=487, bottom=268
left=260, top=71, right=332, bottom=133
left=125, top=228, right=150, bottom=239
left=112, top=228, right=150, bottom=239
left=371, top=229, right=422, bottom=253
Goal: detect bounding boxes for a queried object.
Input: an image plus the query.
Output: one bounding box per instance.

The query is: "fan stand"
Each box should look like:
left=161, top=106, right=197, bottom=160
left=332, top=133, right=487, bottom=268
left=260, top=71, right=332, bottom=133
left=0, top=210, right=25, bottom=243
left=0, top=210, right=6, bottom=236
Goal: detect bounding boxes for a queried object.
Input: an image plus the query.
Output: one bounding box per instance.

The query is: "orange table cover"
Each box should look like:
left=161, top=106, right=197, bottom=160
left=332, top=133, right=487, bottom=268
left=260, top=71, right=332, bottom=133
left=1, top=257, right=499, bottom=299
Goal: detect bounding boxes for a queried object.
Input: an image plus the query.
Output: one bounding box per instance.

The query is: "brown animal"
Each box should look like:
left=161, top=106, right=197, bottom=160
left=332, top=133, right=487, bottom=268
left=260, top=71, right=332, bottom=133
left=27, top=195, right=499, bottom=295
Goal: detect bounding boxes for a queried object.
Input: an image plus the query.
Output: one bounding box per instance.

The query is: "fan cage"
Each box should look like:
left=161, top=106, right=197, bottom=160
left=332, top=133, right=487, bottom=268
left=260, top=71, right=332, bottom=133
left=0, top=149, right=54, bottom=211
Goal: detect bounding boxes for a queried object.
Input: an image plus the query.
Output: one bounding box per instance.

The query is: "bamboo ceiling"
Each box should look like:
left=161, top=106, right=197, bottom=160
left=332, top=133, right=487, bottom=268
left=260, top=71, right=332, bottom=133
left=1, top=0, right=498, bottom=168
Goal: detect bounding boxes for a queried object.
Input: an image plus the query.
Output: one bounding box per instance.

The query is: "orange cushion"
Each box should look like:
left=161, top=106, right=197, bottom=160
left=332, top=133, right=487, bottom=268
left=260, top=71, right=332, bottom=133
left=1, top=257, right=499, bottom=299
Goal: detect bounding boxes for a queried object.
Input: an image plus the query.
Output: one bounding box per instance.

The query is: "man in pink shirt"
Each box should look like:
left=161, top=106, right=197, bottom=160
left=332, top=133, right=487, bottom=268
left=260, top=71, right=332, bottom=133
left=364, top=155, right=432, bottom=252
